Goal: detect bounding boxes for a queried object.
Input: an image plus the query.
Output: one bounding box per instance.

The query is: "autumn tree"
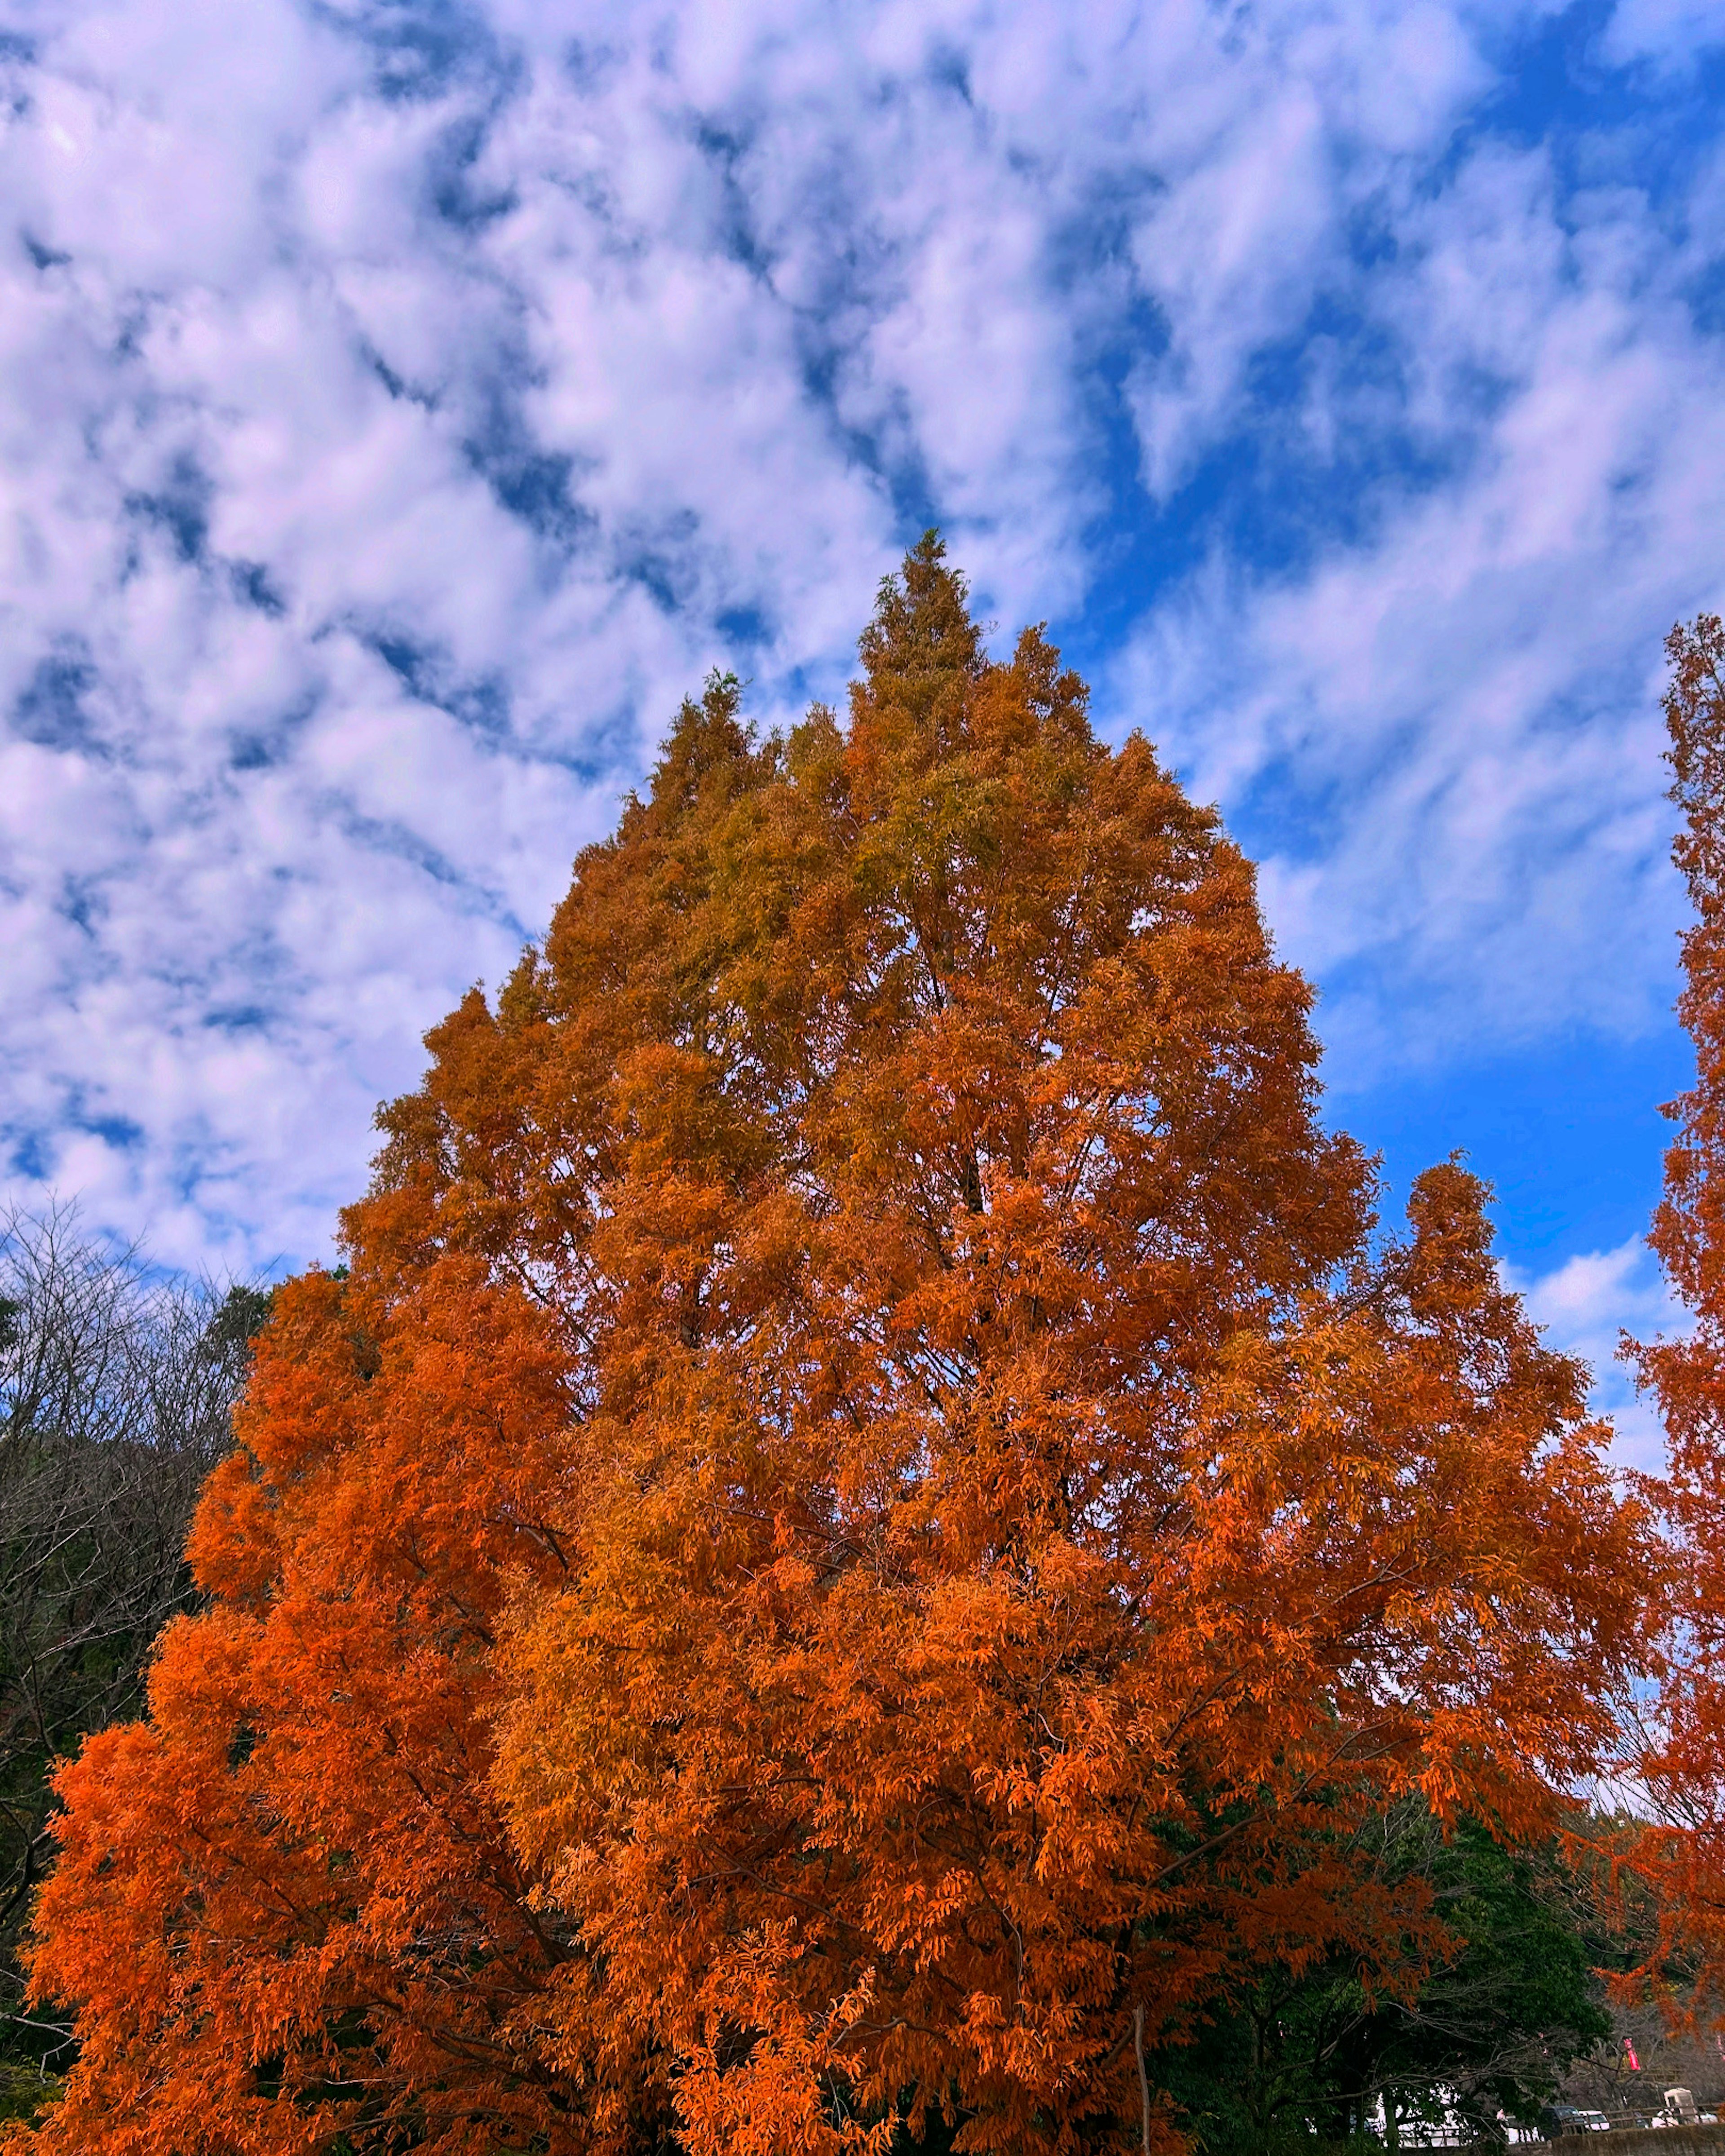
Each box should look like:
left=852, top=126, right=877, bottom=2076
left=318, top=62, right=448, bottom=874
left=1632, top=610, right=1725, bottom=1990
left=13, top=539, right=1651, bottom=2156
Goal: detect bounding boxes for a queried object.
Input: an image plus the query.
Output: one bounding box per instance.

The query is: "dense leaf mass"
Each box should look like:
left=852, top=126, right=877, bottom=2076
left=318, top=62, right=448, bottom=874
left=13, top=542, right=1650, bottom=2156
left=1634, top=612, right=1725, bottom=1980
left=0, top=1212, right=265, bottom=2122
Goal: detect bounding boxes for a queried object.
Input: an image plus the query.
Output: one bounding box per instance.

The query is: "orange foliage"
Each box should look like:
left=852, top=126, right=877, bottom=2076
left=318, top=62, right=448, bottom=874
left=13, top=540, right=1650, bottom=2155
left=1632, top=611, right=1725, bottom=1976
left=13, top=1260, right=599, bottom=2153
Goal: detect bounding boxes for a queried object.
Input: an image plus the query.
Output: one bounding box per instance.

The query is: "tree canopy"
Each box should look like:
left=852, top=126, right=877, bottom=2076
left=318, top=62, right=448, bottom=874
left=9, top=540, right=1653, bottom=2156
left=1634, top=611, right=1725, bottom=1991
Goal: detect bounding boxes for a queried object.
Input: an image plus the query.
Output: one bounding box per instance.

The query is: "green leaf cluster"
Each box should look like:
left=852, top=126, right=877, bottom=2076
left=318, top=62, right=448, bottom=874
left=1154, top=1807, right=1611, bottom=2155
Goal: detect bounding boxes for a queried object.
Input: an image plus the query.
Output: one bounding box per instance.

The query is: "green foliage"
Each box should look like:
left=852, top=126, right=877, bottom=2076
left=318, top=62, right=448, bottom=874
left=201, top=1283, right=277, bottom=1376
left=0, top=2057, right=60, bottom=2131
left=1156, top=1806, right=1611, bottom=2152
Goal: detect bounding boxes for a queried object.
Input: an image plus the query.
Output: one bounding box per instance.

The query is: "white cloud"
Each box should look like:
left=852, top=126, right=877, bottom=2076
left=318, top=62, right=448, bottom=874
left=1599, top=0, right=1725, bottom=67
left=1514, top=1236, right=1683, bottom=1475
left=0, top=0, right=1716, bottom=1275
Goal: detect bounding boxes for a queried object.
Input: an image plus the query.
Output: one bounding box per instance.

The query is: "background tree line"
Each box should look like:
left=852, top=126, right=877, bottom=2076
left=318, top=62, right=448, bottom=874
left=0, top=1208, right=269, bottom=2120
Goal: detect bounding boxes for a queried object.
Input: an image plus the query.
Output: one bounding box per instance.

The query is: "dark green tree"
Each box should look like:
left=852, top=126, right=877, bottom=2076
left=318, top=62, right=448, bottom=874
left=1155, top=1806, right=1610, bottom=2154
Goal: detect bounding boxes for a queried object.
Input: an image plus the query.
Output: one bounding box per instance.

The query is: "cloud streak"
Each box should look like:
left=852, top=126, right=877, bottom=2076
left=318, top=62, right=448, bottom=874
left=0, top=0, right=1720, bottom=1300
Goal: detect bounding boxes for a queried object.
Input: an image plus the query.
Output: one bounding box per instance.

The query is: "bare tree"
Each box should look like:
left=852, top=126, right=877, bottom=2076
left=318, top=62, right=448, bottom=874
left=0, top=1204, right=268, bottom=2097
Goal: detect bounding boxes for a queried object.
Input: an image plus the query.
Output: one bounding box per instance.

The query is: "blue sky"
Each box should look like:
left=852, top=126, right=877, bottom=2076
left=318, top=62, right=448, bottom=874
left=2, top=0, right=1723, bottom=1463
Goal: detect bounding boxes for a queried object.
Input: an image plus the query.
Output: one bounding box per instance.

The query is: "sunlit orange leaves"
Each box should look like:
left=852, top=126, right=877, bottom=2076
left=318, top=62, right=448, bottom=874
left=16, top=1262, right=594, bottom=2155
left=1632, top=613, right=1725, bottom=1988
left=12, top=541, right=1653, bottom=2156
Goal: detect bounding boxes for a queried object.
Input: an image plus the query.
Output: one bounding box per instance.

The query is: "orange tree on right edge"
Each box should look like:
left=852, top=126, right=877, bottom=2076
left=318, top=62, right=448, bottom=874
left=13, top=539, right=1654, bottom=2156
left=1636, top=612, right=1725, bottom=1998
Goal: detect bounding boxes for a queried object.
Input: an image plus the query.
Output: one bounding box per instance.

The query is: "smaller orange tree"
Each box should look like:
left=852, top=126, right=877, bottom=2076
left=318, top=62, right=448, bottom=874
left=13, top=539, right=1653, bottom=2156
left=13, top=1263, right=616, bottom=2154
